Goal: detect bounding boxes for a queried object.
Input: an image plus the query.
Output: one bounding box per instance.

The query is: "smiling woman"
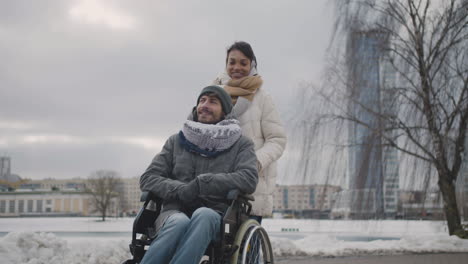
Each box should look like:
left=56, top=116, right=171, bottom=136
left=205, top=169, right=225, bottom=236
left=212, top=41, right=287, bottom=220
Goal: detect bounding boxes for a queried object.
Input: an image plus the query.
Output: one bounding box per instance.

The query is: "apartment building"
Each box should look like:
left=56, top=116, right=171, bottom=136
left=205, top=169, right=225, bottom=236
left=120, top=176, right=142, bottom=215
left=273, top=184, right=341, bottom=218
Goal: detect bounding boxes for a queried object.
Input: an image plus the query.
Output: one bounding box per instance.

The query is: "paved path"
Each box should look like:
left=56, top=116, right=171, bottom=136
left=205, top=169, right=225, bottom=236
left=275, top=253, right=468, bottom=264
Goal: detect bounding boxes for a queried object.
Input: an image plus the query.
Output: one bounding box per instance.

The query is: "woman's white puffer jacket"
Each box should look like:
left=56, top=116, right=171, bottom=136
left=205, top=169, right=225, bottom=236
left=237, top=87, right=286, bottom=216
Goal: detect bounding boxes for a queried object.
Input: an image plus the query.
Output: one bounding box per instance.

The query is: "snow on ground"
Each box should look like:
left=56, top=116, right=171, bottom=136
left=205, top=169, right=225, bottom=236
left=0, top=232, right=129, bottom=264
left=1, top=217, right=468, bottom=264
left=271, top=234, right=468, bottom=257
left=0, top=217, right=133, bottom=232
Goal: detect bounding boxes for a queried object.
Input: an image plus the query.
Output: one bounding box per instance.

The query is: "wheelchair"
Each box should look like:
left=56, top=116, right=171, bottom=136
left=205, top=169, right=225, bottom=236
left=122, top=190, right=274, bottom=264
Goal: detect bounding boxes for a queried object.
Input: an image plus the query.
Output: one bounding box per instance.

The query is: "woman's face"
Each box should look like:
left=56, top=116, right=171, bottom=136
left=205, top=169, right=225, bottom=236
left=226, top=49, right=251, bottom=80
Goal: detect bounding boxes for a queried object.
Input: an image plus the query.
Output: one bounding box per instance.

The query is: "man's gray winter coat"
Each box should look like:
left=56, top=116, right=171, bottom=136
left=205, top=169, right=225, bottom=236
left=140, top=133, right=258, bottom=216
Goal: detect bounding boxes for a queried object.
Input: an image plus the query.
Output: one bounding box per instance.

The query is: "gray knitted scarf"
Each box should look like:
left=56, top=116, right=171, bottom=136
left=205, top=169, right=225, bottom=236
left=181, top=119, right=242, bottom=153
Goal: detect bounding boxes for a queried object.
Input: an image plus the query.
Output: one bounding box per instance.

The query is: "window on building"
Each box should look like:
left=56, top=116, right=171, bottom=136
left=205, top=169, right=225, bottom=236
left=0, top=200, right=5, bottom=213
left=37, top=200, right=43, bottom=212
left=283, top=189, right=288, bottom=208
left=309, top=189, right=315, bottom=207
left=18, top=200, right=24, bottom=213
left=27, top=200, right=33, bottom=212
left=9, top=200, right=15, bottom=213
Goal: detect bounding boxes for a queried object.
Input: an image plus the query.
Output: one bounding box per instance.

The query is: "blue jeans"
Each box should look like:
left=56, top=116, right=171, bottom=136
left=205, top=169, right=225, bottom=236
left=140, top=207, right=221, bottom=264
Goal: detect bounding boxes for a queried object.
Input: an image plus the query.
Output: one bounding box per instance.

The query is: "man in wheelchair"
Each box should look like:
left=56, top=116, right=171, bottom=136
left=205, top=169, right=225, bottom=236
left=138, top=85, right=258, bottom=264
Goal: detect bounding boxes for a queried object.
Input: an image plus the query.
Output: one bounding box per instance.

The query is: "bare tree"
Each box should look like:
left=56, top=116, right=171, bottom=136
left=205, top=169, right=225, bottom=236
left=87, top=170, right=123, bottom=221
left=325, top=0, right=468, bottom=236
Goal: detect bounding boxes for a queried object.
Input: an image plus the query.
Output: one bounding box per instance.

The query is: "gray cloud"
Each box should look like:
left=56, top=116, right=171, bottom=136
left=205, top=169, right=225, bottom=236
left=1, top=0, right=333, bottom=179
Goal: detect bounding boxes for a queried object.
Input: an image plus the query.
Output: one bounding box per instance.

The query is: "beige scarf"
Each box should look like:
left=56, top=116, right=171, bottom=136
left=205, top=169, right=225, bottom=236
left=224, top=75, right=263, bottom=105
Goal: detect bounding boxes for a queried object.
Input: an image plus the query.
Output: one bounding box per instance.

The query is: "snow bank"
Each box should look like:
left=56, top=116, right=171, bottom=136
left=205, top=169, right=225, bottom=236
left=0, top=232, right=130, bottom=264
left=265, top=219, right=468, bottom=257
left=262, top=219, right=449, bottom=236
left=272, top=234, right=468, bottom=257
left=0, top=217, right=133, bottom=232
left=1, top=218, right=468, bottom=263
left=1, top=231, right=468, bottom=263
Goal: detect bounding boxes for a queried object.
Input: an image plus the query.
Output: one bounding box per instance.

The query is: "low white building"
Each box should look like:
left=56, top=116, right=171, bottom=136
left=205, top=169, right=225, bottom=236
left=12, top=177, right=143, bottom=216
left=0, top=190, right=91, bottom=216
left=0, top=189, right=117, bottom=217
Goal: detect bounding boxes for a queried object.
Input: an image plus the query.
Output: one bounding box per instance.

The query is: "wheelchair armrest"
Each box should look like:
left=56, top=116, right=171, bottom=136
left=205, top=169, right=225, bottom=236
left=226, top=189, right=255, bottom=201
left=132, top=191, right=162, bottom=242
left=223, top=190, right=254, bottom=227
left=140, top=191, right=152, bottom=202
left=140, top=191, right=163, bottom=203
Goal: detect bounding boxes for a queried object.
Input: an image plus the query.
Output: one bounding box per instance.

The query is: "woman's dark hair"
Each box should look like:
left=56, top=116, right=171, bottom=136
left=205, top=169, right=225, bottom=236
left=226, top=41, right=257, bottom=68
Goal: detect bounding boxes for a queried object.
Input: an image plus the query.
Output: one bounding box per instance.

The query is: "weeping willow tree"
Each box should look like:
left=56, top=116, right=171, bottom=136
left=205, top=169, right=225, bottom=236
left=321, top=0, right=468, bottom=236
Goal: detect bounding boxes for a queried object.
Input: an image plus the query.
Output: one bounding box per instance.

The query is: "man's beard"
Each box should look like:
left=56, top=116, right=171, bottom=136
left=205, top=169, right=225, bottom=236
left=197, top=108, right=224, bottom=124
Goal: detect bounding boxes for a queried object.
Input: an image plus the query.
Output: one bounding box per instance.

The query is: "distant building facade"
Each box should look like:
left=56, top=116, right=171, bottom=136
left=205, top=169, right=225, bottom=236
left=22, top=178, right=88, bottom=191
left=332, top=188, right=444, bottom=220
left=0, top=157, right=143, bottom=217
left=331, top=188, right=377, bottom=219
left=0, top=190, right=95, bottom=217
left=0, top=176, right=138, bottom=217
left=273, top=184, right=341, bottom=218
left=399, top=189, right=444, bottom=220
left=120, top=177, right=142, bottom=215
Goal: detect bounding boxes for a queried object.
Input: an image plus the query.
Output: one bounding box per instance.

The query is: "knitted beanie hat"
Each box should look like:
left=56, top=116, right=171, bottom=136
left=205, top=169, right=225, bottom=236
left=197, top=85, right=233, bottom=115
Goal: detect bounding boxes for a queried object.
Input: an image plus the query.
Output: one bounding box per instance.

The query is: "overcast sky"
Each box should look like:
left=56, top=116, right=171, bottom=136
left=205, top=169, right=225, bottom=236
left=1, top=0, right=334, bottom=180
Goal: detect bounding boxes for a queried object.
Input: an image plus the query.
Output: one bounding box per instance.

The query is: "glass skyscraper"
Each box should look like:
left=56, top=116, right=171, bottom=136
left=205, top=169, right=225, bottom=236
left=346, top=29, right=395, bottom=218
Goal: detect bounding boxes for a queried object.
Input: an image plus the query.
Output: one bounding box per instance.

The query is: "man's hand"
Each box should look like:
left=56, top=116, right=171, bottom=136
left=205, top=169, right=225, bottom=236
left=177, top=179, right=199, bottom=203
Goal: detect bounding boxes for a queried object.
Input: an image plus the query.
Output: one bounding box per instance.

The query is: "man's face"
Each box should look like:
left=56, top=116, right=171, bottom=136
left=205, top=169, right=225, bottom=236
left=197, top=94, right=224, bottom=124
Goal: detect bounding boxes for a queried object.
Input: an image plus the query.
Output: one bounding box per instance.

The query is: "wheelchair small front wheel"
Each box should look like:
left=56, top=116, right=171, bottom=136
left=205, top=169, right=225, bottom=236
left=230, top=219, right=274, bottom=264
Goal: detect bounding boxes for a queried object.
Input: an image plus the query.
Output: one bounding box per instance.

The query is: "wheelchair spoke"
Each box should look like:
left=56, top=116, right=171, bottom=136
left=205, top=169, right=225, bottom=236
left=230, top=219, right=274, bottom=264
left=239, top=225, right=272, bottom=264
left=247, top=231, right=262, bottom=263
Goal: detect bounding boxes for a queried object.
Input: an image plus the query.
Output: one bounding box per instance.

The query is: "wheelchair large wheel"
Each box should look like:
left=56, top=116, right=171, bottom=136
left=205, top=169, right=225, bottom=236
left=230, top=219, right=274, bottom=264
